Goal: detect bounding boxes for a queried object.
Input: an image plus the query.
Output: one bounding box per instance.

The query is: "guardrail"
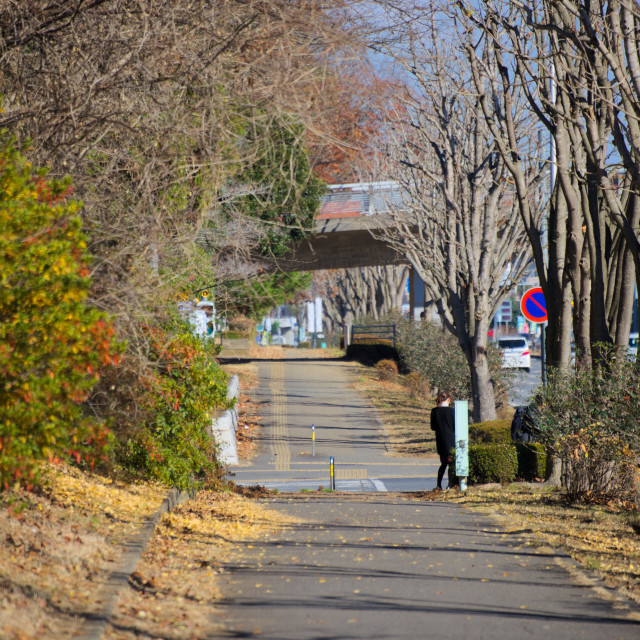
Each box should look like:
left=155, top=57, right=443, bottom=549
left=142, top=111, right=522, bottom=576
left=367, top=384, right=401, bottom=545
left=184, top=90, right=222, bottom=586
left=351, top=324, right=397, bottom=348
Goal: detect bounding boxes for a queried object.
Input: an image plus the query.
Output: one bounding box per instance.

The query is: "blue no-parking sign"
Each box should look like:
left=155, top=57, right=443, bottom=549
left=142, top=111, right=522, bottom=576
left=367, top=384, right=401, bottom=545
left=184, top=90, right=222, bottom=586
left=520, top=287, right=547, bottom=324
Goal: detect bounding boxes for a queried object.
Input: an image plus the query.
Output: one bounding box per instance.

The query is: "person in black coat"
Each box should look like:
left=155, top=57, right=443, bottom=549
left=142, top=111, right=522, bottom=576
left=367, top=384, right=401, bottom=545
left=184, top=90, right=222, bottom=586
left=430, top=390, right=455, bottom=491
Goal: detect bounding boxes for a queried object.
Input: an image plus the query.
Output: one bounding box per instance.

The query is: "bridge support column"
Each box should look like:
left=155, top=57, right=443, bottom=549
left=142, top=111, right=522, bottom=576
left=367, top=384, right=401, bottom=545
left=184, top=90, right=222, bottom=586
left=409, top=268, right=427, bottom=321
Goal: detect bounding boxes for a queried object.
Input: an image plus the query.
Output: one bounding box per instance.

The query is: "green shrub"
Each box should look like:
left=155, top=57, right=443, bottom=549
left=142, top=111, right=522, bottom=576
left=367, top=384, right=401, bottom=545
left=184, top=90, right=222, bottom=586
left=345, top=344, right=400, bottom=366
left=449, top=442, right=546, bottom=485
left=516, top=443, right=547, bottom=481
left=538, top=351, right=640, bottom=498
left=109, top=327, right=228, bottom=490
left=450, top=444, right=518, bottom=485
left=469, top=444, right=518, bottom=483
left=397, top=318, right=471, bottom=399
left=396, top=318, right=513, bottom=411
left=469, top=419, right=512, bottom=444
left=0, top=138, right=119, bottom=490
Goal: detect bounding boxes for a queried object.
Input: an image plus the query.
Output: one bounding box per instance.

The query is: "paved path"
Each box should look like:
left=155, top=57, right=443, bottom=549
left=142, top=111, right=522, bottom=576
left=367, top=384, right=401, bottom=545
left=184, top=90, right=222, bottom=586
left=229, top=359, right=438, bottom=492
left=218, top=359, right=640, bottom=638
left=216, top=494, right=640, bottom=639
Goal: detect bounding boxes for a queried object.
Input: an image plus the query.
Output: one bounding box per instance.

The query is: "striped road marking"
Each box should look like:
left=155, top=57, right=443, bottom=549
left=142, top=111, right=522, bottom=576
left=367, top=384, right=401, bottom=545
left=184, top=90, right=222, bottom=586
left=271, top=362, right=290, bottom=472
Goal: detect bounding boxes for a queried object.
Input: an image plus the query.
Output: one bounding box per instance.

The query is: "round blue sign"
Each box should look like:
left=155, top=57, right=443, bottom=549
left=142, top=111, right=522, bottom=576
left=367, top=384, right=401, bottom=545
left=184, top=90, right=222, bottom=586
left=520, top=287, right=547, bottom=323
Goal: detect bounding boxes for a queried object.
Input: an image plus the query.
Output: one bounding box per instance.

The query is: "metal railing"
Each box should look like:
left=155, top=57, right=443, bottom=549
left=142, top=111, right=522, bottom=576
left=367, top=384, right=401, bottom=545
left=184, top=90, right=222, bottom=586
left=351, top=324, right=397, bottom=348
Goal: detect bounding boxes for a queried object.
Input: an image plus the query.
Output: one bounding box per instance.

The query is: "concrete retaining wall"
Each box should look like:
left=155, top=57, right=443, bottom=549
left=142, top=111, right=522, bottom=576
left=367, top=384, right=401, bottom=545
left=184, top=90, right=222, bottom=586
left=211, top=374, right=239, bottom=465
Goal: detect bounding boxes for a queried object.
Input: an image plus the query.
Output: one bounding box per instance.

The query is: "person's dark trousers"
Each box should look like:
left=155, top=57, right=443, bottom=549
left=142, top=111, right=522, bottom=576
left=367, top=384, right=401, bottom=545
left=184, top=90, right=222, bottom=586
left=437, top=453, right=448, bottom=490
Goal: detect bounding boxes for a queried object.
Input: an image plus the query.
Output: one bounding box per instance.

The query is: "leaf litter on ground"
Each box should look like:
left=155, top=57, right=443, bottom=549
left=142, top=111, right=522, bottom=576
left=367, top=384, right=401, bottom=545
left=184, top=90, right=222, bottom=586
left=4, top=354, right=640, bottom=637
left=412, top=484, right=640, bottom=609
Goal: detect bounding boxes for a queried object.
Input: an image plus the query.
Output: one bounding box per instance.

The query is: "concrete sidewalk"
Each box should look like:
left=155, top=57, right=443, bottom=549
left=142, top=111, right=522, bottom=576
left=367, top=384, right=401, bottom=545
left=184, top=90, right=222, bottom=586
left=216, top=493, right=639, bottom=639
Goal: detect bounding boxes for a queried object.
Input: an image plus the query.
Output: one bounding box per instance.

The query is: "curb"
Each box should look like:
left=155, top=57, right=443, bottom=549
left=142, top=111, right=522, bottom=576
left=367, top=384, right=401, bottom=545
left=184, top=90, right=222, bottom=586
left=74, top=487, right=192, bottom=640
left=211, top=374, right=240, bottom=465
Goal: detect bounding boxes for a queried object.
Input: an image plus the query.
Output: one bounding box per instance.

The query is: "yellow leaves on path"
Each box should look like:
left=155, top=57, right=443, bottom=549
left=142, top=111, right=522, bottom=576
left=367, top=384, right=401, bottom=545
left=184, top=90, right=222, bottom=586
left=0, top=463, right=165, bottom=640
left=1, top=463, right=293, bottom=640
left=48, top=463, right=166, bottom=525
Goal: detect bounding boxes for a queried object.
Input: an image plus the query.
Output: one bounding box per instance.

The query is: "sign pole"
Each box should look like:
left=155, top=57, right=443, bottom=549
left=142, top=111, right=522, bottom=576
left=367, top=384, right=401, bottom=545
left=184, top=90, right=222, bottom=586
left=521, top=287, right=548, bottom=388
left=541, top=321, right=547, bottom=387
left=454, top=401, right=469, bottom=491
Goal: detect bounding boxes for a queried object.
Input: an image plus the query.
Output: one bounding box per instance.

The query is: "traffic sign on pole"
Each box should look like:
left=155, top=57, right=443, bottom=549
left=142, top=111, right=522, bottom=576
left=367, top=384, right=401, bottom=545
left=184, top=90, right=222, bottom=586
left=520, top=287, right=547, bottom=324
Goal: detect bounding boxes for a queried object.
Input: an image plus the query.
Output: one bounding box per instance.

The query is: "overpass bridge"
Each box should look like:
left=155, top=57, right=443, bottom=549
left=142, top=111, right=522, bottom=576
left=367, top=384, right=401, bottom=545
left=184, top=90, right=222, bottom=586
left=273, top=181, right=410, bottom=272
left=271, top=181, right=429, bottom=319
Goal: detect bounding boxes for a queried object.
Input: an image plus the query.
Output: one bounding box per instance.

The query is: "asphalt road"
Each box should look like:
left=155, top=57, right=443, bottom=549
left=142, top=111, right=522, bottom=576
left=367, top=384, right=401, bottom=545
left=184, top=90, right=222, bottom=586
left=508, top=356, right=543, bottom=407
left=216, top=493, right=640, bottom=639
left=218, top=359, right=640, bottom=639
left=229, top=359, right=439, bottom=493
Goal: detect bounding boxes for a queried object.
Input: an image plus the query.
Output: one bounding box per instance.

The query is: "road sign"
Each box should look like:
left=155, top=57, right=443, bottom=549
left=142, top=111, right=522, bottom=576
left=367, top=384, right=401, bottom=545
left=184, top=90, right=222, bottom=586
left=521, top=287, right=547, bottom=323
left=498, top=300, right=512, bottom=323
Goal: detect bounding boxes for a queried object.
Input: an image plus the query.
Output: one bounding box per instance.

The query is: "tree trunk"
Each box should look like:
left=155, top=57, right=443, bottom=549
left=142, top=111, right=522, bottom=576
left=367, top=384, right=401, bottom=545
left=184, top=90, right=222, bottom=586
left=469, top=349, right=497, bottom=422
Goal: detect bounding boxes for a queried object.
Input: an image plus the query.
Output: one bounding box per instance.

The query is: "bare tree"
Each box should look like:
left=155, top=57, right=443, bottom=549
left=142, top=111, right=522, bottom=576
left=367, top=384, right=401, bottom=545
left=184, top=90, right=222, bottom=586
left=458, top=0, right=640, bottom=367
left=0, top=0, right=358, bottom=348
left=368, top=7, right=536, bottom=420
left=316, top=265, right=408, bottom=335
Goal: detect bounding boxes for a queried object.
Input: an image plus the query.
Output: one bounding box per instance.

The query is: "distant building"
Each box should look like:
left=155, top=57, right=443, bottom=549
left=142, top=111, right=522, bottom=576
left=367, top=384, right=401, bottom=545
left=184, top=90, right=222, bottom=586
left=178, top=298, right=218, bottom=339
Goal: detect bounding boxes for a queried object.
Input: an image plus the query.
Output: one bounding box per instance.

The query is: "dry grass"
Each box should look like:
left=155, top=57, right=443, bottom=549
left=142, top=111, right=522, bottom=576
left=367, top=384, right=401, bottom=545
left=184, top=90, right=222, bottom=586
left=348, top=362, right=438, bottom=456
left=0, top=463, right=294, bottom=640
left=0, top=463, right=166, bottom=640
left=248, top=344, right=343, bottom=360
left=105, top=490, right=295, bottom=639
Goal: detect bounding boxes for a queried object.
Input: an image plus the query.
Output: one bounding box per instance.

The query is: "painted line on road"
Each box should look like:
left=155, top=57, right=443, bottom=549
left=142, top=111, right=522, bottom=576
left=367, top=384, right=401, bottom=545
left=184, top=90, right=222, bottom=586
left=270, top=362, right=290, bottom=472
left=371, top=478, right=388, bottom=492
left=233, top=473, right=436, bottom=483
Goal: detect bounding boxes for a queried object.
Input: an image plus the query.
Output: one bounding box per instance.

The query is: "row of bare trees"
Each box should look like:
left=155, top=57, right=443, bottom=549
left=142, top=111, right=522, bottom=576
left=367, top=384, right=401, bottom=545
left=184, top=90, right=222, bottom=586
left=460, top=0, right=640, bottom=372
left=365, top=5, right=537, bottom=419
left=314, top=265, right=408, bottom=335
left=357, top=0, right=640, bottom=419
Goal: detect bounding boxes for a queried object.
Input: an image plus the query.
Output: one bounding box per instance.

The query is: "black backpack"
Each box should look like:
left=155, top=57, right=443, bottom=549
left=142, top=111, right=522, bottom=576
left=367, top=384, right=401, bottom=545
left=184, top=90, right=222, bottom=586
left=511, top=405, right=536, bottom=443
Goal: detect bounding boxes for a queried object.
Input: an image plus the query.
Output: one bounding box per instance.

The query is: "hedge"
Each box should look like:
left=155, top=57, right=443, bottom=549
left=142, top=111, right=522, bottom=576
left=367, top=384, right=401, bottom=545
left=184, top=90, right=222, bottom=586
left=345, top=344, right=401, bottom=367
left=516, top=443, right=547, bottom=481
left=468, top=419, right=512, bottom=444
left=449, top=442, right=548, bottom=486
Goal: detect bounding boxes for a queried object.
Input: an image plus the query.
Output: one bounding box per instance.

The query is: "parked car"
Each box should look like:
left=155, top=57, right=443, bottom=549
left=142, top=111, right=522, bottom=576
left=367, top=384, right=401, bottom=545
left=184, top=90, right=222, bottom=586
left=497, top=337, right=531, bottom=372
left=628, top=332, right=639, bottom=359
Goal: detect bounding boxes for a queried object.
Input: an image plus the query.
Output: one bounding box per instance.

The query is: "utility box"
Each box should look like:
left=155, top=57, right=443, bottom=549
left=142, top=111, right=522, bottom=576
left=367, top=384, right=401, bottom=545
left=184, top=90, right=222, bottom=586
left=455, top=400, right=469, bottom=490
